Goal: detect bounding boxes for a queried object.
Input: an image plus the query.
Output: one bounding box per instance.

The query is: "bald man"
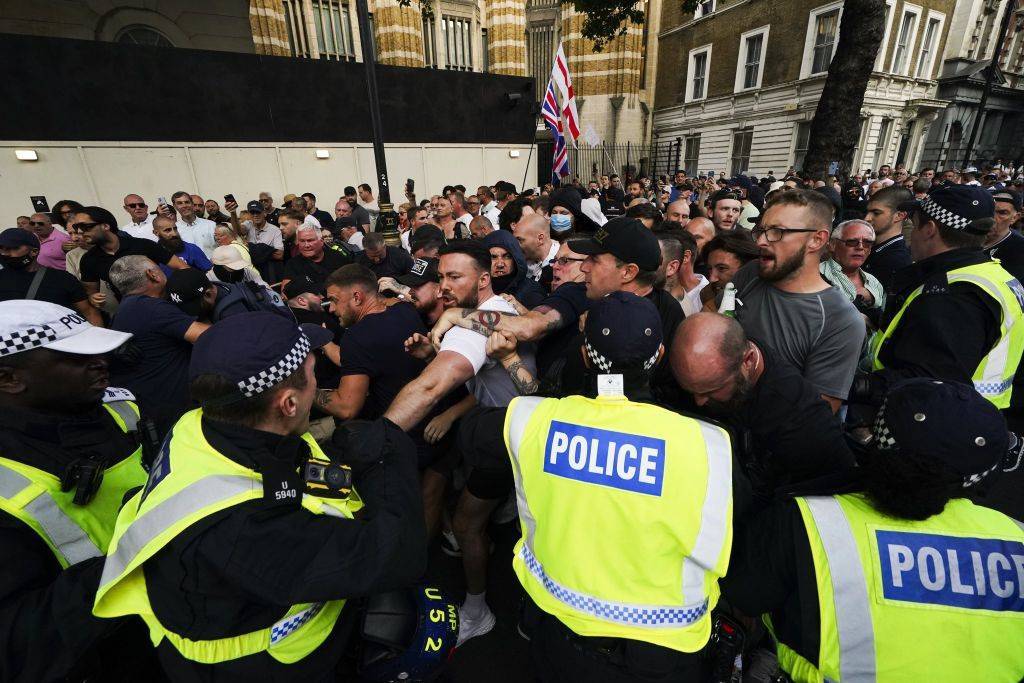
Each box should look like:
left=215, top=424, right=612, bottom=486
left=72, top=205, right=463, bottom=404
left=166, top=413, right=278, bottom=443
left=664, top=199, right=691, bottom=227
left=512, top=213, right=558, bottom=281
left=469, top=215, right=495, bottom=239
left=684, top=217, right=715, bottom=265
left=670, top=312, right=854, bottom=501
left=121, top=193, right=156, bottom=240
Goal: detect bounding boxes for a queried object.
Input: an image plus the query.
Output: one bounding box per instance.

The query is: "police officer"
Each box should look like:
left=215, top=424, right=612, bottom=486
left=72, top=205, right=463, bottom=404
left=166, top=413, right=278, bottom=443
left=504, top=292, right=734, bottom=681
left=93, top=312, right=432, bottom=679
left=722, top=379, right=1024, bottom=682
left=0, top=300, right=154, bottom=680
left=865, top=184, right=1024, bottom=408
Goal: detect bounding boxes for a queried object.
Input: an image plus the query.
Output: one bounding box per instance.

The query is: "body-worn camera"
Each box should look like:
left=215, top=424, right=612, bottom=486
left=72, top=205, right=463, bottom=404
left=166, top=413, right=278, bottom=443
left=303, top=455, right=353, bottom=499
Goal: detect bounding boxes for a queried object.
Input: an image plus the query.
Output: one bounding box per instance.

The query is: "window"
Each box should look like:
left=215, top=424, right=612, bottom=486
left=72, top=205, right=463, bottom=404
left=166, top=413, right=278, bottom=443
left=730, top=128, right=753, bottom=175
left=874, top=117, right=894, bottom=170
left=874, top=0, right=896, bottom=71
left=423, top=13, right=437, bottom=67
left=891, top=5, right=921, bottom=75
left=441, top=15, right=473, bottom=71
left=528, top=24, right=556, bottom=99
left=811, top=9, right=840, bottom=74
left=684, top=135, right=701, bottom=176
left=482, top=28, right=489, bottom=72
left=793, top=121, right=812, bottom=171
left=915, top=14, right=943, bottom=78
left=117, top=26, right=174, bottom=48
left=686, top=45, right=712, bottom=102
left=735, top=26, right=769, bottom=92
left=695, top=0, right=715, bottom=17
left=282, top=0, right=355, bottom=60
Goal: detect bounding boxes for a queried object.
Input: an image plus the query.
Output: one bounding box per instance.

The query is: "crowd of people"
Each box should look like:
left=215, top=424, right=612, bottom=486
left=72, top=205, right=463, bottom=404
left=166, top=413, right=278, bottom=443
left=2, top=156, right=1024, bottom=682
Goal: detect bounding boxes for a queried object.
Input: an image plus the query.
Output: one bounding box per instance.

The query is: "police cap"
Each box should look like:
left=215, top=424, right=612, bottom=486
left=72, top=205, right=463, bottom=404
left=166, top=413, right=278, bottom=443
left=583, top=291, right=663, bottom=372
left=872, top=378, right=1007, bottom=486
left=899, top=184, right=995, bottom=235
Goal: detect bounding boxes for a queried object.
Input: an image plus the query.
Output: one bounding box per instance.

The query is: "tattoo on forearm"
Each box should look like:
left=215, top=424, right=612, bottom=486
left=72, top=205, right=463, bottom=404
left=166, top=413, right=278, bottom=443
left=506, top=360, right=539, bottom=395
left=467, top=321, right=493, bottom=337
left=315, top=389, right=334, bottom=409
left=460, top=309, right=503, bottom=337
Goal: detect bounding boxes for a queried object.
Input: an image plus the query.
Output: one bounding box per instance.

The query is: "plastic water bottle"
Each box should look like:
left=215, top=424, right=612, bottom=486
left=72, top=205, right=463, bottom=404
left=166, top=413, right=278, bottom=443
left=718, top=282, right=737, bottom=317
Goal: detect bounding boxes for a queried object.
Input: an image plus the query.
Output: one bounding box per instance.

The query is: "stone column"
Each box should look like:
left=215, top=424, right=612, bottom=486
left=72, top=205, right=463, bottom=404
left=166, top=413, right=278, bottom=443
left=486, top=0, right=527, bottom=75
left=250, top=0, right=291, bottom=56
left=373, top=0, right=425, bottom=67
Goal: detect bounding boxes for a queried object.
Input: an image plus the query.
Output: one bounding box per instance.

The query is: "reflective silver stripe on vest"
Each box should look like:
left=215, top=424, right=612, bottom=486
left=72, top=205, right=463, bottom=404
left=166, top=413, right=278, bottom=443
left=507, top=397, right=546, bottom=555
left=0, top=462, right=102, bottom=565
left=681, top=422, right=732, bottom=601
left=105, top=401, right=140, bottom=433
left=519, top=543, right=708, bottom=627
left=803, top=497, right=877, bottom=682
left=99, top=474, right=257, bottom=591
left=949, top=274, right=1016, bottom=394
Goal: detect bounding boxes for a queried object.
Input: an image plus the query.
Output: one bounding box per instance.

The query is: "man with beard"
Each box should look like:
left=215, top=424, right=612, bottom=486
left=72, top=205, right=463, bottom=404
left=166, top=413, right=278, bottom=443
left=169, top=191, right=218, bottom=258
left=729, top=190, right=864, bottom=412
left=377, top=257, right=445, bottom=325
left=0, top=229, right=103, bottom=326
left=152, top=215, right=212, bottom=276
left=385, top=240, right=536, bottom=646
left=670, top=313, right=855, bottom=506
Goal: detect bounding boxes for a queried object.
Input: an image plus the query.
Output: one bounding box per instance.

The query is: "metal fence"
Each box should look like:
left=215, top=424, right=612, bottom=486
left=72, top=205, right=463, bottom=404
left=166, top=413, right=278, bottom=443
left=536, top=140, right=685, bottom=187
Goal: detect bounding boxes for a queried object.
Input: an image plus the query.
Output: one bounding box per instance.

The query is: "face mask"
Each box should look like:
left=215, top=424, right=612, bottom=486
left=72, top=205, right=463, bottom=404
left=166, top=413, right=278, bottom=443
left=0, top=254, right=33, bottom=270
left=550, top=214, right=572, bottom=233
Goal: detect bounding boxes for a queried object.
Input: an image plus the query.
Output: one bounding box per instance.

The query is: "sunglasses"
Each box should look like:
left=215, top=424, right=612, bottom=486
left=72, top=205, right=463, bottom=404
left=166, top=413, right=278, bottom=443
left=125, top=202, right=147, bottom=209
left=29, top=221, right=49, bottom=227
left=72, top=222, right=103, bottom=232
left=838, top=238, right=874, bottom=248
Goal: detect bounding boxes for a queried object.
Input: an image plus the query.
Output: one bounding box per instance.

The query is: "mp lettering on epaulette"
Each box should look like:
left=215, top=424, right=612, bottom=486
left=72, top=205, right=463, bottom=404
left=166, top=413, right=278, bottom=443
left=877, top=530, right=1024, bottom=613
left=542, top=421, right=665, bottom=496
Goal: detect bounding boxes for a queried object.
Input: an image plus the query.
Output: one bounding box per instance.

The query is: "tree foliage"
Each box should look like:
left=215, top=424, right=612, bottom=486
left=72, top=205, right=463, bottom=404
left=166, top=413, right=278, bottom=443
left=565, top=0, right=699, bottom=50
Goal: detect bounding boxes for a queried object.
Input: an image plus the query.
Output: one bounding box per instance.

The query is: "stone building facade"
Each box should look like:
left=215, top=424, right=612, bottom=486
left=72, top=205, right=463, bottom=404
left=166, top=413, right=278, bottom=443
left=653, top=0, right=957, bottom=177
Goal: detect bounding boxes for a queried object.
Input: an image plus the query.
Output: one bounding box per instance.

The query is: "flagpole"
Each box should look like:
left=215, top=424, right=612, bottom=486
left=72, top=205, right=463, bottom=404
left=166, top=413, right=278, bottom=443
left=521, top=123, right=538, bottom=192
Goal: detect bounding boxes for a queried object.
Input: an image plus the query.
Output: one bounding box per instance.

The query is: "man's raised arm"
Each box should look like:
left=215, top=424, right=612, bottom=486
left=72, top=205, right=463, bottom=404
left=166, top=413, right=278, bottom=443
left=429, top=306, right=565, bottom=348
left=383, top=350, right=475, bottom=431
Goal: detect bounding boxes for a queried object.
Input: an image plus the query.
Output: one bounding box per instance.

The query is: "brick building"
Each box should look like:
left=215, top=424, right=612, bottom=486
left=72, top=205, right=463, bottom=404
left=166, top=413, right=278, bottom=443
left=652, top=0, right=957, bottom=177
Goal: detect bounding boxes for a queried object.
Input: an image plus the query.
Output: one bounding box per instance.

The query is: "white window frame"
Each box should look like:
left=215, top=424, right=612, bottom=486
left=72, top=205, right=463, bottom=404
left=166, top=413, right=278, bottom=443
left=915, top=10, right=945, bottom=79
left=735, top=25, right=770, bottom=93
left=889, top=3, right=922, bottom=76
left=695, top=0, right=715, bottom=18
left=873, top=0, right=896, bottom=72
left=686, top=44, right=712, bottom=103
left=791, top=120, right=812, bottom=170
left=800, top=1, right=844, bottom=79
left=729, top=128, right=754, bottom=176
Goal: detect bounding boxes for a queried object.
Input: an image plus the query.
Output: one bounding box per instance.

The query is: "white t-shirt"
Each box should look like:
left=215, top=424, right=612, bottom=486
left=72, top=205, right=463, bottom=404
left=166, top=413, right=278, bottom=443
left=438, top=294, right=537, bottom=408
left=483, top=201, right=501, bottom=227
left=347, top=231, right=365, bottom=250
left=527, top=240, right=560, bottom=281
left=176, top=217, right=217, bottom=257
left=456, top=213, right=473, bottom=232
left=303, top=214, right=322, bottom=230
left=121, top=215, right=156, bottom=241
left=678, top=274, right=709, bottom=317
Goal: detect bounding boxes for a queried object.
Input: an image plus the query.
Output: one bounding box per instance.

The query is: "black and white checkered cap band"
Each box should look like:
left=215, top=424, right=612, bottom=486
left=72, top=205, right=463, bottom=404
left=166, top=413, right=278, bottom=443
left=0, top=325, right=59, bottom=358
left=584, top=341, right=660, bottom=373
left=237, top=333, right=311, bottom=398
left=872, top=397, right=897, bottom=450
left=920, top=195, right=973, bottom=232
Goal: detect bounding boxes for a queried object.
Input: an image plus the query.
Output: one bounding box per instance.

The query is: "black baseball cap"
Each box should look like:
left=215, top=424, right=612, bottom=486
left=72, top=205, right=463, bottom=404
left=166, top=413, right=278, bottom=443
left=166, top=268, right=213, bottom=317
left=397, top=258, right=440, bottom=287
left=0, top=228, right=40, bottom=249
left=898, top=184, right=995, bottom=234
left=335, top=216, right=358, bottom=230
left=283, top=276, right=325, bottom=299
left=246, top=200, right=264, bottom=214
left=583, top=291, right=663, bottom=372
left=570, top=217, right=662, bottom=271
left=992, top=189, right=1022, bottom=211
left=189, top=312, right=332, bottom=402
left=871, top=378, right=1007, bottom=485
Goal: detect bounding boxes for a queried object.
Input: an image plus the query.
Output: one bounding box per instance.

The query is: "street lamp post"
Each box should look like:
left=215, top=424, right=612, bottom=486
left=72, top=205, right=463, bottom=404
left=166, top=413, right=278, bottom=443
left=354, top=0, right=400, bottom=246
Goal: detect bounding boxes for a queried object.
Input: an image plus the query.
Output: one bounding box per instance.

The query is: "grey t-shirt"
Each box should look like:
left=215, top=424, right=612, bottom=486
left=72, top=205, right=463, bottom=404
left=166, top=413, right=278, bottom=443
left=731, top=261, right=865, bottom=399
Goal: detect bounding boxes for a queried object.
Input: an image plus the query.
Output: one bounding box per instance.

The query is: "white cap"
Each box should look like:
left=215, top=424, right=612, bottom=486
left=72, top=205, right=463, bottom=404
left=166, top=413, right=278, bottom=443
left=0, top=300, right=132, bottom=358
left=211, top=245, right=249, bottom=271
left=580, top=196, right=608, bottom=227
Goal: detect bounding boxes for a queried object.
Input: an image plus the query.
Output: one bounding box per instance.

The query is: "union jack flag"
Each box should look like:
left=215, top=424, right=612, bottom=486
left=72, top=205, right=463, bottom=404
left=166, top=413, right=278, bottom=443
left=552, top=127, right=569, bottom=184
left=552, top=43, right=580, bottom=144
left=542, top=79, right=570, bottom=184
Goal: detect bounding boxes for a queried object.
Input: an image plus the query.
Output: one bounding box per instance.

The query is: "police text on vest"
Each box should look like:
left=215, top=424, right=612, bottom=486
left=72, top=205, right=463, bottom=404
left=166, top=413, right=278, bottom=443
left=877, top=530, right=1024, bottom=612
left=543, top=421, right=665, bottom=496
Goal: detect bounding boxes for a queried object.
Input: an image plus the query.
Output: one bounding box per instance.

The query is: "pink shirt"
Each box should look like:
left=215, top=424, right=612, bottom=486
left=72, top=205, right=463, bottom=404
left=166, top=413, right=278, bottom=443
left=36, top=230, right=69, bottom=271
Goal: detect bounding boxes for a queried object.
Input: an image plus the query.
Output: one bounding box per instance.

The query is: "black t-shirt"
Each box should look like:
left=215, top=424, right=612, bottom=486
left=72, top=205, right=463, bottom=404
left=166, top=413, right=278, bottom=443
left=645, top=286, right=685, bottom=403
left=291, top=307, right=343, bottom=390
left=338, top=303, right=427, bottom=420
left=862, top=234, right=912, bottom=293
left=356, top=247, right=414, bottom=279
left=984, top=230, right=1024, bottom=283
left=283, top=248, right=353, bottom=288
left=80, top=232, right=173, bottom=290
left=535, top=282, right=589, bottom=380
left=311, top=209, right=336, bottom=232
left=110, top=295, right=196, bottom=437
left=0, top=267, right=86, bottom=307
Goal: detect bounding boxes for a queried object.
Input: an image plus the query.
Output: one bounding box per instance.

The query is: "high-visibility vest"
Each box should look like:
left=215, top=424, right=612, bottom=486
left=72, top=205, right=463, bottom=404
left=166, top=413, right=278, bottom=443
left=93, top=409, right=364, bottom=666
left=776, top=493, right=1024, bottom=682
left=870, top=260, right=1024, bottom=408
left=0, top=399, right=147, bottom=568
left=504, top=394, right=733, bottom=653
